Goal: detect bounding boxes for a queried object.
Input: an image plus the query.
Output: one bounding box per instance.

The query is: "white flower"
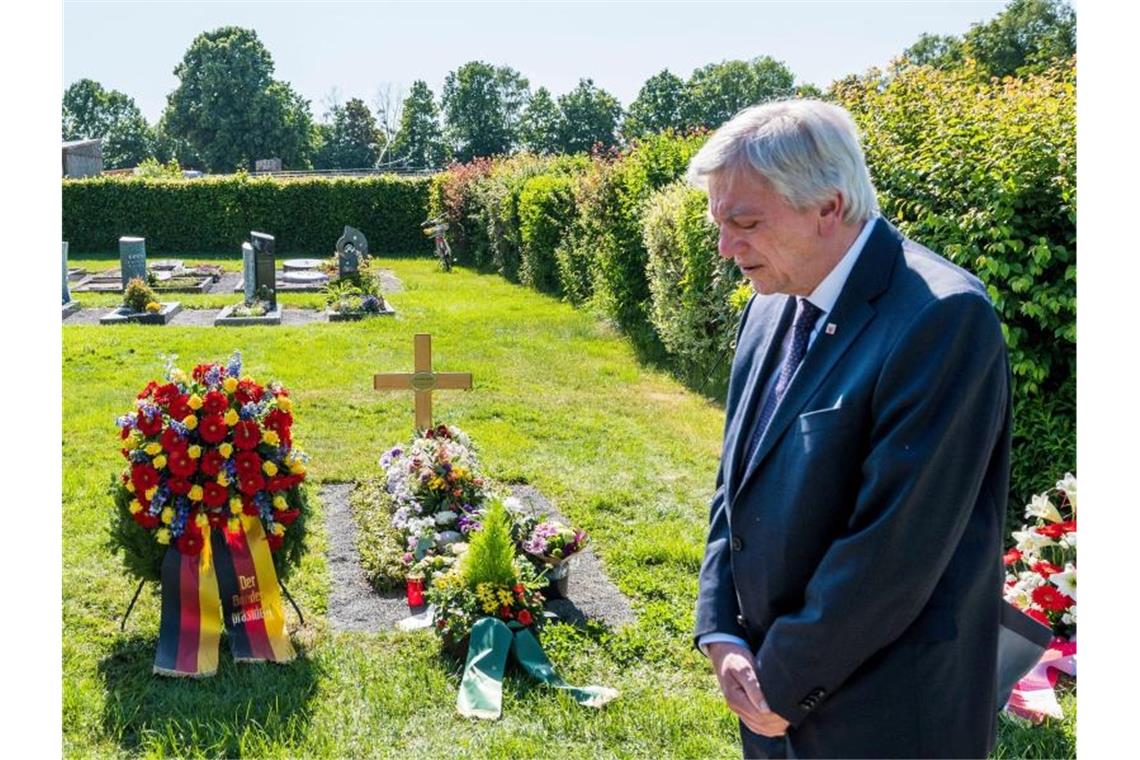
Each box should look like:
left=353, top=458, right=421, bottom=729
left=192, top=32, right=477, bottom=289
left=434, top=510, right=457, bottom=526
left=503, top=496, right=524, bottom=513
left=1062, top=605, right=1077, bottom=626
left=1049, top=564, right=1077, bottom=601
left=1025, top=493, right=1063, bottom=524
left=1059, top=530, right=1076, bottom=550
left=1013, top=526, right=1056, bottom=553
left=1056, top=473, right=1077, bottom=511
left=1017, top=570, right=1046, bottom=590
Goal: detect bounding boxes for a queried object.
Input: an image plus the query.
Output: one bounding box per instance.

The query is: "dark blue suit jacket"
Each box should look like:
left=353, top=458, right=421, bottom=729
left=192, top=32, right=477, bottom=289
left=696, top=219, right=1012, bottom=758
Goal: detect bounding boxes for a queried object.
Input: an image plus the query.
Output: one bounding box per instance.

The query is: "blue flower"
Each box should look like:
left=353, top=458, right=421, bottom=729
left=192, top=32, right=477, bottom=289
left=240, top=402, right=260, bottom=420
left=205, top=365, right=222, bottom=388
left=169, top=420, right=190, bottom=437
left=115, top=413, right=137, bottom=429
left=227, top=351, right=243, bottom=378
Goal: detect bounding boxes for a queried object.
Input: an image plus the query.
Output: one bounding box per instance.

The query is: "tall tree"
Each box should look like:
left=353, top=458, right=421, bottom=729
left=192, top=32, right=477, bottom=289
left=623, top=69, right=689, bottom=140
left=555, top=79, right=623, bottom=154
left=441, top=61, right=530, bottom=160
left=162, top=26, right=316, bottom=171
left=683, top=56, right=796, bottom=130
left=61, top=79, right=154, bottom=169
left=963, top=0, right=1075, bottom=77
left=389, top=80, right=449, bottom=170
left=313, top=97, right=382, bottom=169
left=518, top=86, right=562, bottom=155
left=903, top=33, right=967, bottom=69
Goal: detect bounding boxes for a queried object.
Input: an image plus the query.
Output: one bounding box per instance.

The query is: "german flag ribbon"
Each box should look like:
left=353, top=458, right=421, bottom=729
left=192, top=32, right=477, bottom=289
left=153, top=517, right=294, bottom=677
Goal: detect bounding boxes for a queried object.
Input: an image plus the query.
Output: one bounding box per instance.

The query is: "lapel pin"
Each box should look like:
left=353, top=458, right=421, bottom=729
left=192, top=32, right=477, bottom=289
left=825, top=323, right=837, bottom=335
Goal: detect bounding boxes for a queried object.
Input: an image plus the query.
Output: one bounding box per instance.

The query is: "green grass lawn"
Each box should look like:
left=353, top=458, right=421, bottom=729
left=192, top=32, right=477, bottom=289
left=62, top=255, right=1075, bottom=758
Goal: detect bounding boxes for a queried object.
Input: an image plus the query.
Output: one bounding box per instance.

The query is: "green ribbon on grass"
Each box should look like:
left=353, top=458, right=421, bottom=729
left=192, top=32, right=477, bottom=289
left=456, top=617, right=619, bottom=720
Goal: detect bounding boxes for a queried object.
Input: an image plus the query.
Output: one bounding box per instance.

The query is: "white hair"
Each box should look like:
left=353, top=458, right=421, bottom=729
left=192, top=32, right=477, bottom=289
left=687, top=99, right=879, bottom=224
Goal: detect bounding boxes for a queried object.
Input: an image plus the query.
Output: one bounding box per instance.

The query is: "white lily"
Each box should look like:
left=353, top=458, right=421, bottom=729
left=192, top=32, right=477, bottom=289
left=1056, top=473, right=1077, bottom=512
left=1025, top=493, right=1063, bottom=523
left=1013, top=526, right=1056, bottom=553
left=1049, top=564, right=1077, bottom=601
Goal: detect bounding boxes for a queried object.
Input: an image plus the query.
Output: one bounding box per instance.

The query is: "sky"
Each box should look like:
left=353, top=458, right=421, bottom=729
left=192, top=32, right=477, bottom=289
left=63, top=0, right=1008, bottom=123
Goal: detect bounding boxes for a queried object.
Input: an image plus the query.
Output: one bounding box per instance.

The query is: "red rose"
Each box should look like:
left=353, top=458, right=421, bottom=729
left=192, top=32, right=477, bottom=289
left=200, top=448, right=224, bottom=477
left=266, top=532, right=284, bottom=551
left=1002, top=548, right=1021, bottom=566
left=167, top=477, right=192, bottom=495
left=154, top=383, right=179, bottom=407
left=276, top=509, right=300, bottom=526
left=235, top=450, right=262, bottom=478
left=176, top=527, right=205, bottom=555
left=167, top=446, right=197, bottom=478
left=233, top=420, right=261, bottom=450
left=203, top=390, right=229, bottom=415
left=238, top=473, right=266, bottom=496
left=202, top=481, right=229, bottom=508
left=136, top=410, right=162, bottom=436
left=161, top=427, right=186, bottom=452
left=1032, top=585, right=1074, bottom=612
left=199, top=414, right=228, bottom=444
left=516, top=609, right=533, bottom=626
left=235, top=378, right=264, bottom=406
left=168, top=396, right=192, bottom=422
left=131, top=463, right=159, bottom=493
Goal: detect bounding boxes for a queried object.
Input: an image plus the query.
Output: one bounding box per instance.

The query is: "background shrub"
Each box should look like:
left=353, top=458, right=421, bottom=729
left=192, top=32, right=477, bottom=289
left=518, top=174, right=575, bottom=293
left=63, top=174, right=434, bottom=256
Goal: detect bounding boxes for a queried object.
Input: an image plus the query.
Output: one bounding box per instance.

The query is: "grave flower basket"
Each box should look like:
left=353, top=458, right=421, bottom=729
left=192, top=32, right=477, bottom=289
left=522, top=520, right=589, bottom=601
left=109, top=350, right=311, bottom=677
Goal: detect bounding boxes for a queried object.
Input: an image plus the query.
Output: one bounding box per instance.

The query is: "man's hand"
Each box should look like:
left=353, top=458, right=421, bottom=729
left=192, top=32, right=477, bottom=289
left=707, top=642, right=791, bottom=737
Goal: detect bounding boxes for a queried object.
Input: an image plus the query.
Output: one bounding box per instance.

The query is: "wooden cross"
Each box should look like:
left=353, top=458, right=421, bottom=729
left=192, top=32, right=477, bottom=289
left=374, top=334, right=473, bottom=430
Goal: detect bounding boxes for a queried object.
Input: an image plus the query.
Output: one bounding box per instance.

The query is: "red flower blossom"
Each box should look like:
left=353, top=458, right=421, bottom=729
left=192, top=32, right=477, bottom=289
left=235, top=450, right=262, bottom=478
left=167, top=446, right=198, bottom=478
left=161, top=427, right=186, bottom=452
left=1033, top=561, right=1062, bottom=578
left=499, top=606, right=513, bottom=620
left=199, top=414, right=228, bottom=444
left=233, top=420, right=261, bottom=450
left=1003, top=548, right=1021, bottom=566
left=131, top=463, right=159, bottom=493
left=168, top=396, right=192, bottom=422
left=235, top=378, right=264, bottom=406
left=133, top=511, right=160, bottom=529
left=1026, top=607, right=1050, bottom=626
left=207, top=510, right=227, bottom=530
left=200, top=448, right=224, bottom=477
left=120, top=425, right=132, bottom=440
left=276, top=509, right=300, bottom=526
left=1032, top=585, right=1074, bottom=612
left=192, top=363, right=218, bottom=383
left=238, top=473, right=266, bottom=496
left=202, top=481, right=229, bottom=508
left=136, top=410, right=163, bottom=436
left=167, top=478, right=192, bottom=495
left=267, top=532, right=284, bottom=551
left=203, top=390, right=229, bottom=415
left=176, top=526, right=205, bottom=555
left=241, top=495, right=259, bottom=515
left=137, top=380, right=158, bottom=400
left=153, top=383, right=180, bottom=408
left=516, top=609, right=533, bottom=626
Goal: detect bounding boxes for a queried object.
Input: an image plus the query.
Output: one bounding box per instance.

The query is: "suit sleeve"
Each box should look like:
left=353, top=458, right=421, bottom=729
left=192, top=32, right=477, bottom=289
left=755, top=292, right=1009, bottom=725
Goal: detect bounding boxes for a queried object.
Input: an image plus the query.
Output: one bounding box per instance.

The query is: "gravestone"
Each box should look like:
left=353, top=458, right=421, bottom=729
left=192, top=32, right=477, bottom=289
left=336, top=226, right=367, bottom=278
left=282, top=258, right=324, bottom=271
left=250, top=231, right=277, bottom=309
left=119, top=237, right=147, bottom=290
left=62, top=242, right=71, bottom=305
left=241, top=242, right=256, bottom=303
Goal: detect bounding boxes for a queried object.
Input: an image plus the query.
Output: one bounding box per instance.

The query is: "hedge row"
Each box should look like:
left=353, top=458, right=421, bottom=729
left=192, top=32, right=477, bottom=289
left=62, top=174, right=434, bottom=256
left=429, top=59, right=1076, bottom=519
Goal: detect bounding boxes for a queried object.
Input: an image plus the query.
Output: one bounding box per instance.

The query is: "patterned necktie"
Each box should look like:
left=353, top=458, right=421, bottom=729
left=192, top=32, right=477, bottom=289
left=743, top=297, right=824, bottom=466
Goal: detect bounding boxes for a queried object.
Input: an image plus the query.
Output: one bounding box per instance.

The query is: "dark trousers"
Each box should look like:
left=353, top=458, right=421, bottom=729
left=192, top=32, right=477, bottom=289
left=740, top=721, right=788, bottom=759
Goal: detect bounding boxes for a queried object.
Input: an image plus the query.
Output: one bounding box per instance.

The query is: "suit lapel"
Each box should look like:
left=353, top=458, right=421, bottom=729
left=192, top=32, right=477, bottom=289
left=735, top=218, right=903, bottom=496
left=723, top=295, right=794, bottom=501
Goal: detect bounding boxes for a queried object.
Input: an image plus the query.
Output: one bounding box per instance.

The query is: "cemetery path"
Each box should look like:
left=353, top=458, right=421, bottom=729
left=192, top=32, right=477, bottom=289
left=62, top=307, right=330, bottom=326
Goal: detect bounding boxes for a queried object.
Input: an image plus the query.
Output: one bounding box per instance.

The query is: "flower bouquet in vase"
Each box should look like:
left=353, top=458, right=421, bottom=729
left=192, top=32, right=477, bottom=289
left=521, top=518, right=589, bottom=600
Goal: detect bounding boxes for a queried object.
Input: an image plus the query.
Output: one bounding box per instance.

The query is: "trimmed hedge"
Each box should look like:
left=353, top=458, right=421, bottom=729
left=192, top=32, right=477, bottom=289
left=518, top=174, right=575, bottom=293
left=62, top=174, right=434, bottom=255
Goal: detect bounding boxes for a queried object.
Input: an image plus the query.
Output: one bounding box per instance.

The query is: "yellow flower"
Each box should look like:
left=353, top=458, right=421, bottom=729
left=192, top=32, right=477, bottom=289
left=223, top=377, right=238, bottom=394
left=195, top=513, right=209, bottom=529
left=224, top=409, right=239, bottom=427
left=182, top=414, right=198, bottom=430
left=188, top=394, right=204, bottom=411
left=262, top=429, right=280, bottom=446
left=289, top=461, right=306, bottom=475
left=228, top=518, right=241, bottom=533
left=127, top=430, right=144, bottom=448
left=145, top=301, right=161, bottom=313
left=144, top=442, right=162, bottom=456
left=187, top=445, right=202, bottom=459
left=263, top=461, right=278, bottom=476
left=241, top=375, right=254, bottom=385
left=273, top=496, right=287, bottom=511
left=161, top=507, right=174, bottom=525
left=277, top=396, right=293, bottom=413
left=217, top=472, right=230, bottom=487
left=271, top=523, right=285, bottom=536
left=229, top=497, right=243, bottom=515
left=152, top=455, right=167, bottom=470
left=128, top=500, right=143, bottom=514
left=218, top=442, right=233, bottom=459
left=156, top=529, right=171, bottom=544
left=170, top=369, right=188, bottom=384
left=145, top=486, right=157, bottom=501
left=126, top=481, right=136, bottom=494
left=188, top=485, right=204, bottom=502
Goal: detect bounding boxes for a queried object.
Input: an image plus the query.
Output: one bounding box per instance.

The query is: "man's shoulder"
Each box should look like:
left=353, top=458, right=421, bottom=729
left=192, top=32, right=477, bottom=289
left=895, top=235, right=989, bottom=305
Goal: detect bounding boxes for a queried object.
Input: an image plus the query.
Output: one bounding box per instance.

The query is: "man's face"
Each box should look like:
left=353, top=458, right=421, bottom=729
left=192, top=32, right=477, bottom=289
left=708, top=170, right=826, bottom=296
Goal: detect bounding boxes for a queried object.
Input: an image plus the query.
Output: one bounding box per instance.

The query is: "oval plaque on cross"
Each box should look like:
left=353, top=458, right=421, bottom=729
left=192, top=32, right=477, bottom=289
left=411, top=371, right=437, bottom=391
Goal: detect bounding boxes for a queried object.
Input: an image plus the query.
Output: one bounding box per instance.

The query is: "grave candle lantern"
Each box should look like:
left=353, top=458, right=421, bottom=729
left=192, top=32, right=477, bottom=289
left=406, top=576, right=425, bottom=607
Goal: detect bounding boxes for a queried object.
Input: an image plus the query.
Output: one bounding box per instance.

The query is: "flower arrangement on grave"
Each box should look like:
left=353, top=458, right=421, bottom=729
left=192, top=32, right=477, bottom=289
left=109, top=351, right=309, bottom=677
left=123, top=276, right=159, bottom=313
left=324, top=275, right=387, bottom=316
left=232, top=285, right=273, bottom=317
left=1001, top=473, right=1077, bottom=723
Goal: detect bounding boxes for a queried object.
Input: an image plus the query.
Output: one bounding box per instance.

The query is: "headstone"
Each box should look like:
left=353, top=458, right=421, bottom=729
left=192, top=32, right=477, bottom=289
left=250, top=231, right=277, bottom=310
left=255, top=158, right=283, bottom=172
left=62, top=242, right=71, bottom=304
left=119, top=236, right=147, bottom=290
left=241, top=242, right=256, bottom=303
left=282, top=258, right=324, bottom=271
left=336, top=226, right=368, bottom=278
left=282, top=270, right=329, bottom=285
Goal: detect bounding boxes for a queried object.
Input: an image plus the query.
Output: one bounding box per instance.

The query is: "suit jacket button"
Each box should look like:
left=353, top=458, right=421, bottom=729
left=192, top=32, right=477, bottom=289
left=736, top=614, right=747, bottom=629
left=731, top=536, right=743, bottom=551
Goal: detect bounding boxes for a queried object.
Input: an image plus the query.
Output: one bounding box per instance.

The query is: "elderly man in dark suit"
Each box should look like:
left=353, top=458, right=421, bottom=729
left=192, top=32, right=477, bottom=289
left=691, top=100, right=1012, bottom=759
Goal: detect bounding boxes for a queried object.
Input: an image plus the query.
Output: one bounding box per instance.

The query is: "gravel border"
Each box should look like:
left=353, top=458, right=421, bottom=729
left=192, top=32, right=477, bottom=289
left=323, top=482, right=637, bottom=633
